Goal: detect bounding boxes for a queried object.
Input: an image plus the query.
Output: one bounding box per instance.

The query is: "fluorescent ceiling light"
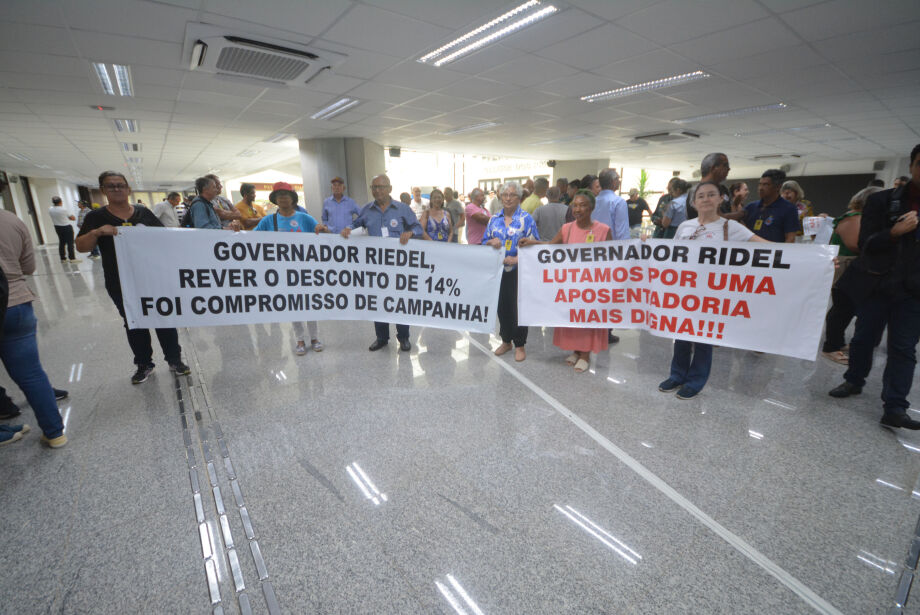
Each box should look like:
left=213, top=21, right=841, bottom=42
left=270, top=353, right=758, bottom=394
left=674, top=103, right=787, bottom=124
left=733, top=123, right=831, bottom=137
left=7, top=152, right=29, bottom=161
left=113, top=64, right=133, bottom=97
left=419, top=1, right=558, bottom=67
left=264, top=132, right=295, bottom=143
left=126, top=157, right=142, bottom=164
left=113, top=119, right=139, bottom=132
left=310, top=97, right=360, bottom=120
left=441, top=121, right=500, bottom=136
left=582, top=71, right=710, bottom=103
left=530, top=134, right=590, bottom=146
left=34, top=164, right=51, bottom=169
left=93, top=62, right=115, bottom=95
left=121, top=142, right=141, bottom=152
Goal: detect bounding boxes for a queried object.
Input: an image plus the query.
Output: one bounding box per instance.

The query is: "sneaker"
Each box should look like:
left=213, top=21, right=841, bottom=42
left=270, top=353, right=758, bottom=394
left=0, top=431, right=23, bottom=446
left=90, top=255, right=101, bottom=260
left=169, top=361, right=191, bottom=375
left=295, top=341, right=307, bottom=356
left=0, top=395, right=21, bottom=420
left=40, top=434, right=68, bottom=448
left=54, top=388, right=69, bottom=401
left=676, top=385, right=700, bottom=399
left=69, top=259, right=82, bottom=263
left=311, top=340, right=324, bottom=352
left=829, top=382, right=861, bottom=398
left=131, top=364, right=155, bottom=384
left=658, top=378, right=682, bottom=393
left=0, top=424, right=30, bottom=435
left=608, top=332, right=620, bottom=344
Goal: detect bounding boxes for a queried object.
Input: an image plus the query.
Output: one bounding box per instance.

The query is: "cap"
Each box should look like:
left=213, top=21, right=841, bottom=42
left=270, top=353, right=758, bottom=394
left=330, top=177, right=344, bottom=184
left=268, top=181, right=299, bottom=206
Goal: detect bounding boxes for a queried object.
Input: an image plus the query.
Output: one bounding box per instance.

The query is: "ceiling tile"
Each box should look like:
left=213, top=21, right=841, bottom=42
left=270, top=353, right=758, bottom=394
left=618, top=0, right=769, bottom=45
left=535, top=24, right=658, bottom=71
left=322, top=3, right=452, bottom=58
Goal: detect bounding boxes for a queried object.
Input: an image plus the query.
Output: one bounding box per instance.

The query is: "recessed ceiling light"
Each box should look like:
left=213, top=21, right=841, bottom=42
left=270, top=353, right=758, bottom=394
left=113, top=119, right=140, bottom=132
left=529, top=134, right=590, bottom=146
left=7, top=152, right=29, bottom=161
left=113, top=64, right=134, bottom=97
left=311, top=98, right=360, bottom=120
left=34, top=164, right=51, bottom=169
left=733, top=123, right=832, bottom=137
left=674, top=103, right=788, bottom=124
left=419, top=0, right=558, bottom=67
left=93, top=62, right=115, bottom=95
left=126, top=157, right=142, bottom=164
left=264, top=132, right=295, bottom=143
left=121, top=142, right=141, bottom=152
left=441, top=121, right=501, bottom=136
left=581, top=71, right=710, bottom=103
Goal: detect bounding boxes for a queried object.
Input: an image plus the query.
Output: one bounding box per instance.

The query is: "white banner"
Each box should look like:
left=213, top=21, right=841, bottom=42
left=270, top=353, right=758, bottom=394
left=114, top=227, right=503, bottom=333
left=517, top=239, right=838, bottom=360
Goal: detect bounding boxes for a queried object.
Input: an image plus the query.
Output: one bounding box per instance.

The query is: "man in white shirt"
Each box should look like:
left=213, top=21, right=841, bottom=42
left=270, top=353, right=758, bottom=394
left=152, top=192, right=181, bottom=227
left=410, top=186, right=428, bottom=217
left=48, top=196, right=80, bottom=263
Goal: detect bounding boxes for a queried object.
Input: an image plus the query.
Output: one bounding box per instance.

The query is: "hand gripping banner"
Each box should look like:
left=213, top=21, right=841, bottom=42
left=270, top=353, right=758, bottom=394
left=114, top=227, right=503, bottom=333
left=517, top=239, right=838, bottom=360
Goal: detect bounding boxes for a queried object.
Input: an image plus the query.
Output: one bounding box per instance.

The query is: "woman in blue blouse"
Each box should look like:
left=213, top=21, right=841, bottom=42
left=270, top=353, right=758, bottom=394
left=420, top=188, right=452, bottom=242
left=482, top=181, right=540, bottom=362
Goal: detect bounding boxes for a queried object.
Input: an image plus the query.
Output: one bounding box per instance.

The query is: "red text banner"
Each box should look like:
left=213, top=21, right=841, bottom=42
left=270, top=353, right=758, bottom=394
left=517, top=239, right=838, bottom=360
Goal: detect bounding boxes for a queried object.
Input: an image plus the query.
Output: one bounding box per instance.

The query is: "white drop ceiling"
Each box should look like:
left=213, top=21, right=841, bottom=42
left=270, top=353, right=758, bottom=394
left=0, top=0, right=917, bottom=188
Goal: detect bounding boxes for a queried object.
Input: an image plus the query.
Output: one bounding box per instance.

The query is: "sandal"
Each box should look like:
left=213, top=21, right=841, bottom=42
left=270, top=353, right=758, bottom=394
left=565, top=353, right=578, bottom=366
left=574, top=358, right=589, bottom=373
left=821, top=350, right=848, bottom=365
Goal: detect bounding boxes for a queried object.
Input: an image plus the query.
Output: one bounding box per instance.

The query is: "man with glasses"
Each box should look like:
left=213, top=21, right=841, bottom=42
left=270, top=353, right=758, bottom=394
left=204, top=174, right=242, bottom=229
left=76, top=171, right=191, bottom=384
left=336, top=174, right=422, bottom=352
left=319, top=176, right=360, bottom=234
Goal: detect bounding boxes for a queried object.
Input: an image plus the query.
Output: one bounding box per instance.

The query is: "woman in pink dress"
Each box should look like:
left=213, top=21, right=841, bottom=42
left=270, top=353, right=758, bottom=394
left=519, top=190, right=612, bottom=372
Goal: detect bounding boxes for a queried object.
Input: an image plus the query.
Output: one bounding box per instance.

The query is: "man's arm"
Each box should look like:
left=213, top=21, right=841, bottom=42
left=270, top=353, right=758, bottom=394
left=612, top=201, right=630, bottom=240
left=18, top=222, right=35, bottom=276
left=214, top=205, right=241, bottom=221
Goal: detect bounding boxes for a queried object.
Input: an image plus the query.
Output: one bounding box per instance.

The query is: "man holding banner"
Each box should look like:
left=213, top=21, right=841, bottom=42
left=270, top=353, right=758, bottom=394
left=335, top=174, right=422, bottom=352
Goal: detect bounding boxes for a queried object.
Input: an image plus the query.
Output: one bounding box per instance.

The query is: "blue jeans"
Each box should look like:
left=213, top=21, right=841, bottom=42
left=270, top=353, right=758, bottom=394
left=669, top=340, right=713, bottom=392
left=0, top=303, right=65, bottom=438
left=374, top=321, right=409, bottom=342
left=845, top=292, right=920, bottom=413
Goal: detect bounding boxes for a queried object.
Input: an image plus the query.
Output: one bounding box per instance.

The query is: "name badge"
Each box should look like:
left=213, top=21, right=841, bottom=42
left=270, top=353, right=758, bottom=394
left=437, top=232, right=443, bottom=240
left=380, top=226, right=389, bottom=237
left=753, top=219, right=763, bottom=231
left=585, top=232, right=594, bottom=243
left=504, top=238, right=512, bottom=251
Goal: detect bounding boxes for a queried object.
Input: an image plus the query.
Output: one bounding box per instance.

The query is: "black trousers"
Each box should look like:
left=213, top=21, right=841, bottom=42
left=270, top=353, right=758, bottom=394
left=54, top=225, right=75, bottom=261
left=498, top=268, right=527, bottom=347
left=107, top=287, right=182, bottom=367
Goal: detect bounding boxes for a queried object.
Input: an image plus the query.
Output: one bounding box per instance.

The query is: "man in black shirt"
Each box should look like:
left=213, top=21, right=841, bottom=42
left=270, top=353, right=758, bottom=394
left=76, top=171, right=190, bottom=384
left=625, top=188, right=651, bottom=237
left=828, top=144, right=920, bottom=430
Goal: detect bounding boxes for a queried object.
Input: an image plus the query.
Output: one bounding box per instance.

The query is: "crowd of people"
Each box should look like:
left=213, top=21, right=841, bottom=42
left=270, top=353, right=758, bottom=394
left=1, top=144, right=918, bottom=450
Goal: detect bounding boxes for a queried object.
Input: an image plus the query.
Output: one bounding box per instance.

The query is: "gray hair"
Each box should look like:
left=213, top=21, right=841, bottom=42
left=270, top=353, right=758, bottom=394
left=469, top=187, right=484, bottom=199
left=598, top=168, right=619, bottom=190
left=499, top=180, right=523, bottom=198
left=546, top=186, right=562, bottom=202
left=781, top=180, right=804, bottom=201
left=848, top=186, right=883, bottom=212
left=700, top=152, right=727, bottom=176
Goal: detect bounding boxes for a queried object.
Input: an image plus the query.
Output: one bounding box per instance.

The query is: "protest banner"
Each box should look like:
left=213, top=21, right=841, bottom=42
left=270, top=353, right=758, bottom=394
left=114, top=227, right=503, bottom=333
left=517, top=239, right=838, bottom=360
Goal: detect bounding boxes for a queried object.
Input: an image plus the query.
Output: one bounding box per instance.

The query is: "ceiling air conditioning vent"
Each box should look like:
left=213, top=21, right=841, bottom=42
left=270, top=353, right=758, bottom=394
left=633, top=131, right=700, bottom=144
left=184, top=24, right=345, bottom=87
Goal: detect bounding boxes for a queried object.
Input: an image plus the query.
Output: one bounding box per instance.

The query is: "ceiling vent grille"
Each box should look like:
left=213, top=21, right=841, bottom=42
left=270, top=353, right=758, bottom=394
left=633, top=131, right=700, bottom=143
left=184, top=24, right=345, bottom=86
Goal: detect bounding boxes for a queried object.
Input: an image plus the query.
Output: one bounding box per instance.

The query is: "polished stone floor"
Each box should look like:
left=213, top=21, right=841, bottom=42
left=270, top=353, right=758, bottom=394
left=3, top=247, right=920, bottom=614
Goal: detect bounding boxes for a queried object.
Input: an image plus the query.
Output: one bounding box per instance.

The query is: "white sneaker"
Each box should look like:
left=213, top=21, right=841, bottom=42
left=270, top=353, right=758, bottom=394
left=311, top=340, right=324, bottom=352
left=69, top=259, right=82, bottom=263
left=295, top=341, right=307, bottom=356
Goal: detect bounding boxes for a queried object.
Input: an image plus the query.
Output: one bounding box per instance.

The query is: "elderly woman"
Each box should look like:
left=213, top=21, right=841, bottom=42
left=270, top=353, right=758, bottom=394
left=821, top=186, right=884, bottom=364
left=483, top=181, right=540, bottom=362
left=658, top=181, right=769, bottom=399
left=660, top=178, right=690, bottom=238
left=520, top=190, right=611, bottom=372
left=419, top=188, right=452, bottom=242
left=781, top=180, right=813, bottom=236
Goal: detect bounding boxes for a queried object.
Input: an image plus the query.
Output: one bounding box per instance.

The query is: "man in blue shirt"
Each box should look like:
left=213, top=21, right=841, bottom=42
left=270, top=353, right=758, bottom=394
left=594, top=169, right=630, bottom=241
left=187, top=176, right=241, bottom=231
left=744, top=169, right=799, bottom=243
left=340, top=174, right=422, bottom=352
left=318, top=176, right=360, bottom=233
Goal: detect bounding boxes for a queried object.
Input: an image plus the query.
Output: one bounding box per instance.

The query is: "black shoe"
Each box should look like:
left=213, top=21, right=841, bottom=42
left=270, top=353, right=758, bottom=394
left=608, top=332, right=620, bottom=344
left=829, top=382, right=861, bottom=398
left=0, top=395, right=21, bottom=420
left=169, top=361, right=191, bottom=375
left=399, top=339, right=411, bottom=352
left=658, top=378, right=682, bottom=393
left=53, top=388, right=69, bottom=401
left=880, top=413, right=920, bottom=430
left=676, top=385, right=700, bottom=400
left=368, top=339, right=388, bottom=352
left=131, top=364, right=155, bottom=384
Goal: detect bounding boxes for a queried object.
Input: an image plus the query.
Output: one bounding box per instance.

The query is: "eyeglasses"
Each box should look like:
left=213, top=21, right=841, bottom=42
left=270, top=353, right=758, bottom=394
left=103, top=183, right=128, bottom=191
left=500, top=192, right=518, bottom=199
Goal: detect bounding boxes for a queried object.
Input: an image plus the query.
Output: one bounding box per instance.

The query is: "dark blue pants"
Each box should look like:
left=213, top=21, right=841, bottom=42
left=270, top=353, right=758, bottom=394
left=374, top=321, right=409, bottom=343
left=0, top=303, right=65, bottom=438
left=845, top=293, right=920, bottom=413
left=669, top=340, right=713, bottom=392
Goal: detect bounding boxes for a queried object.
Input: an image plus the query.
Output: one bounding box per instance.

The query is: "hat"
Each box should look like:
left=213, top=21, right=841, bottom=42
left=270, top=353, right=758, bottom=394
left=269, top=181, right=299, bottom=205
left=330, top=177, right=344, bottom=184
